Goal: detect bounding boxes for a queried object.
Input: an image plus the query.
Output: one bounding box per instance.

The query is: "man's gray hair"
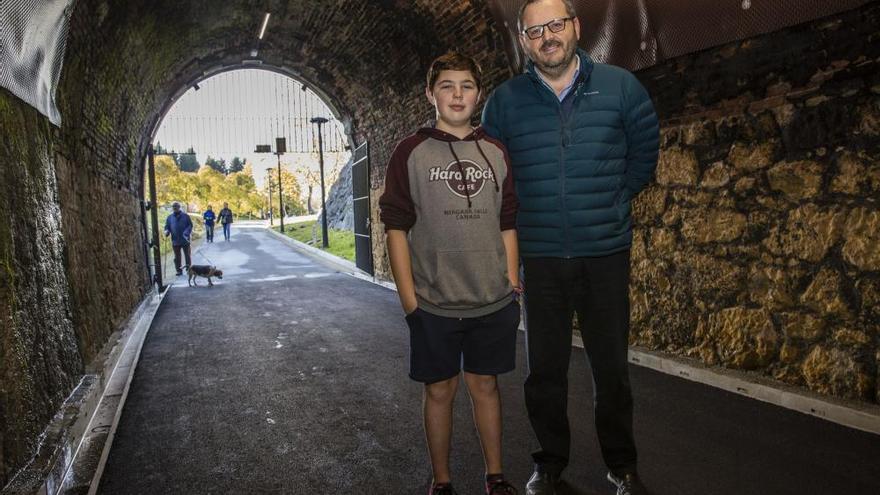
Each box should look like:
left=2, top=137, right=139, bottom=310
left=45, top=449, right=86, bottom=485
left=517, top=0, right=578, bottom=33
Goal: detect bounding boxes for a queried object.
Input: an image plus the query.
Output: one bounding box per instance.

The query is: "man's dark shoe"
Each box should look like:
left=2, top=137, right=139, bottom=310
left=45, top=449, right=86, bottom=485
left=486, top=474, right=518, bottom=494
left=607, top=472, right=649, bottom=495
left=525, top=469, right=558, bottom=495
left=429, top=482, right=458, bottom=495
left=175, top=270, right=183, bottom=276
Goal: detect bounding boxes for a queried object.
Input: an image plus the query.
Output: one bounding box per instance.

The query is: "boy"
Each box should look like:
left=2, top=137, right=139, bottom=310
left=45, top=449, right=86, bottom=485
left=379, top=52, right=521, bottom=495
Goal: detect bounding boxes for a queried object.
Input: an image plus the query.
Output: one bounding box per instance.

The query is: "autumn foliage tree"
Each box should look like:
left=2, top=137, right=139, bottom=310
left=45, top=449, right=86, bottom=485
left=153, top=156, right=299, bottom=218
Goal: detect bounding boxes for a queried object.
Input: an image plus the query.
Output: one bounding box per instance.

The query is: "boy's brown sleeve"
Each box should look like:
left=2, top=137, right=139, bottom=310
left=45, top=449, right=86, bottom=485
left=379, top=136, right=422, bottom=232
left=486, top=137, right=518, bottom=231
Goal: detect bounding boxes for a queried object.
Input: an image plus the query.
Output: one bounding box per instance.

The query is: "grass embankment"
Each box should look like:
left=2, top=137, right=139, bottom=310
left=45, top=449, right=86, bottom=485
left=273, top=220, right=355, bottom=263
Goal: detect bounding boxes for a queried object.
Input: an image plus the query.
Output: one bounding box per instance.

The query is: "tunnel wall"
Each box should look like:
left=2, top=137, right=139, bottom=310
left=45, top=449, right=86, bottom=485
left=0, top=91, right=84, bottom=490
left=1, top=0, right=154, bottom=486
left=625, top=3, right=880, bottom=402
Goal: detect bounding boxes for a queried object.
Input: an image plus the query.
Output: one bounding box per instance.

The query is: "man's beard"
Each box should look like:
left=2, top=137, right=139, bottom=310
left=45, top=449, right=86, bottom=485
left=529, top=38, right=577, bottom=78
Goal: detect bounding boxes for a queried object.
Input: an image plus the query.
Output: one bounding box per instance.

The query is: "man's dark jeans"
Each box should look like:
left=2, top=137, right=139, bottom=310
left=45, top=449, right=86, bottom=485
left=522, top=250, right=636, bottom=477
left=222, top=223, right=231, bottom=241
left=172, top=243, right=192, bottom=273
left=205, top=224, right=214, bottom=242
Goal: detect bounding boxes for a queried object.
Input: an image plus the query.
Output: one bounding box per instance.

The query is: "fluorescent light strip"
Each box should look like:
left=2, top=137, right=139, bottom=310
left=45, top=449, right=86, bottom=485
left=258, top=13, right=270, bottom=40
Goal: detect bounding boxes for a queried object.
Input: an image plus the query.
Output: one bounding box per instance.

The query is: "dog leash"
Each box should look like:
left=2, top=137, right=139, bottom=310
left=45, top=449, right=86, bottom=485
left=194, top=244, right=216, bottom=266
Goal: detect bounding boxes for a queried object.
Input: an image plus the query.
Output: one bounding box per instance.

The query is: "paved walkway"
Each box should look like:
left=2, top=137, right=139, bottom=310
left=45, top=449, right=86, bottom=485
left=98, top=227, right=880, bottom=494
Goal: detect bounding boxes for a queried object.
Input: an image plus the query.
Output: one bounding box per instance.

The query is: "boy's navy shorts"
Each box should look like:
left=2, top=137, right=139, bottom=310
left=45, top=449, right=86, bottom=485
left=405, top=301, right=520, bottom=384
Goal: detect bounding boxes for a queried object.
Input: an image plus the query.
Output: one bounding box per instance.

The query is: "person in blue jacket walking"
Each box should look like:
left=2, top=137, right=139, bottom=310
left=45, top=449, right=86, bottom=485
left=203, top=205, right=216, bottom=243
left=164, top=202, right=193, bottom=276
left=482, top=1, right=659, bottom=494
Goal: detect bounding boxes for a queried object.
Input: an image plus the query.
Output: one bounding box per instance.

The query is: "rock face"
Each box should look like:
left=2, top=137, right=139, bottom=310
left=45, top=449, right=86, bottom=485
left=322, top=157, right=354, bottom=231
left=624, top=3, right=880, bottom=406
left=695, top=307, right=779, bottom=370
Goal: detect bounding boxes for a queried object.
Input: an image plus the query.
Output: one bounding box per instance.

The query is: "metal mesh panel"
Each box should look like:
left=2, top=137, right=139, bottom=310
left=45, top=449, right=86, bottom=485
left=488, top=0, right=871, bottom=72
left=0, top=0, right=76, bottom=126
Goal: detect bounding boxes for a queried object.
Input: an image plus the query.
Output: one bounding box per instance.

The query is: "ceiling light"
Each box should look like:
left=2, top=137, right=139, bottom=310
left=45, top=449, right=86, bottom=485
left=258, top=12, right=270, bottom=39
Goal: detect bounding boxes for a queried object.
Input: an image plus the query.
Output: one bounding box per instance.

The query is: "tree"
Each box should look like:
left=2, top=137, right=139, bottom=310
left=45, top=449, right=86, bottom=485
left=205, top=156, right=227, bottom=175
left=154, top=155, right=180, bottom=206
left=228, top=157, right=245, bottom=174
left=196, top=165, right=226, bottom=211
left=278, top=168, right=306, bottom=217
left=177, top=147, right=199, bottom=172
left=294, top=150, right=346, bottom=214
left=155, top=156, right=274, bottom=219
left=295, top=165, right=321, bottom=214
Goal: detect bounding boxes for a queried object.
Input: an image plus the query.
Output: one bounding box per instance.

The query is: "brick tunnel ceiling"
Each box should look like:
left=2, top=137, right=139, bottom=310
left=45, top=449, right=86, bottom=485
left=131, top=0, right=510, bottom=161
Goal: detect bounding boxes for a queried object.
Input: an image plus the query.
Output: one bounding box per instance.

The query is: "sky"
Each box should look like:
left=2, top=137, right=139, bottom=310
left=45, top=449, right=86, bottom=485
left=153, top=68, right=350, bottom=188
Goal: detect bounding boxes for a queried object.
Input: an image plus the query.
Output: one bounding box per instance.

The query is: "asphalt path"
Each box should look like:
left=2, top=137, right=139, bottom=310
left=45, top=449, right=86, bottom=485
left=97, top=226, right=880, bottom=495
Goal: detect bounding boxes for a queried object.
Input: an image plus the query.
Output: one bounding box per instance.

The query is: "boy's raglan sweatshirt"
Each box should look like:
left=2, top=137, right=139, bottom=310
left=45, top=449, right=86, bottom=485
left=379, top=126, right=518, bottom=318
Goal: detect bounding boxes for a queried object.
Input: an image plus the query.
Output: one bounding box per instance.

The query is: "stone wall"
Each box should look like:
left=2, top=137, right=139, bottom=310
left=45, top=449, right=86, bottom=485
left=0, top=0, right=157, bottom=486
left=0, top=91, right=84, bottom=490
left=628, top=4, right=880, bottom=403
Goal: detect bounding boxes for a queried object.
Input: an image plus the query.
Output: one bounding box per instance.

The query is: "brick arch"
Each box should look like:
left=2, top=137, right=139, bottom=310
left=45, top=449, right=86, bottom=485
left=142, top=63, right=357, bottom=159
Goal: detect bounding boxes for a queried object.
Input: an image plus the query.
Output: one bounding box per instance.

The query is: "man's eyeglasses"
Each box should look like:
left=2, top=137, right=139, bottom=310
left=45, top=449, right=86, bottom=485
left=521, top=17, right=575, bottom=40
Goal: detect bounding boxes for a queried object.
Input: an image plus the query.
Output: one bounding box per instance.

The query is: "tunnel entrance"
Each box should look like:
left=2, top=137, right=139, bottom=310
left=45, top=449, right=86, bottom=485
left=143, top=67, right=360, bottom=287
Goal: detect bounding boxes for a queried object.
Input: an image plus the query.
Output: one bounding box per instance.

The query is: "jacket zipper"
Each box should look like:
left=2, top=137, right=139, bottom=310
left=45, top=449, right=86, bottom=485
left=557, top=102, right=569, bottom=257
left=530, top=69, right=587, bottom=258
left=560, top=81, right=586, bottom=258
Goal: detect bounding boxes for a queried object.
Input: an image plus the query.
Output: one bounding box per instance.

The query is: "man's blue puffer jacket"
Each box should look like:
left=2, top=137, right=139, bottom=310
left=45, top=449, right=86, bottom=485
left=482, top=49, right=659, bottom=258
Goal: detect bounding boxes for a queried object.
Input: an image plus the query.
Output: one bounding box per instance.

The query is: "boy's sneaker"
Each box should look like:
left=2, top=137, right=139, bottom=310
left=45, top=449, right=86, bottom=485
left=486, top=474, right=518, bottom=494
left=429, top=482, right=458, bottom=495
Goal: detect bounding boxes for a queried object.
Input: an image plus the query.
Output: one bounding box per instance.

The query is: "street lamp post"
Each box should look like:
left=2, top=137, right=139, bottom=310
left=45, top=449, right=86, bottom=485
left=255, top=141, right=285, bottom=232
left=265, top=167, right=274, bottom=226
left=310, top=117, right=329, bottom=248
left=276, top=151, right=284, bottom=233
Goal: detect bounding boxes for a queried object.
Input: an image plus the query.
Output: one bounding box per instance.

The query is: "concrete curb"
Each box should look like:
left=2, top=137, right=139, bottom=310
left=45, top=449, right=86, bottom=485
left=572, top=337, right=880, bottom=435
left=266, top=225, right=880, bottom=436
left=263, top=226, right=394, bottom=289
left=80, top=288, right=167, bottom=494
left=0, top=288, right=167, bottom=495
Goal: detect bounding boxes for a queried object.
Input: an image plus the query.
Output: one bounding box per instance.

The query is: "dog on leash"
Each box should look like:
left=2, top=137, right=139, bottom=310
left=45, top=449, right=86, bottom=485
left=187, top=265, right=223, bottom=287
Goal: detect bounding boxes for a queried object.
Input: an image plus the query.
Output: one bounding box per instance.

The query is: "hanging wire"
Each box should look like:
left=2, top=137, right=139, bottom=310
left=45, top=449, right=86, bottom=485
left=153, top=68, right=349, bottom=156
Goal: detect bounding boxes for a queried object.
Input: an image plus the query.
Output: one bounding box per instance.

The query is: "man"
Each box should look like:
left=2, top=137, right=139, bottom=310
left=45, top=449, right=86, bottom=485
left=203, top=205, right=216, bottom=243
left=164, top=202, right=193, bottom=276
left=218, top=202, right=234, bottom=241
left=482, top=1, right=659, bottom=494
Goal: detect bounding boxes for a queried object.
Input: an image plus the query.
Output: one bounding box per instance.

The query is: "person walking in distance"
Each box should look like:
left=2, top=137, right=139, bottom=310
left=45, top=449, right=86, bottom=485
left=219, top=202, right=234, bottom=241
left=203, top=204, right=216, bottom=243
left=164, top=202, right=193, bottom=276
